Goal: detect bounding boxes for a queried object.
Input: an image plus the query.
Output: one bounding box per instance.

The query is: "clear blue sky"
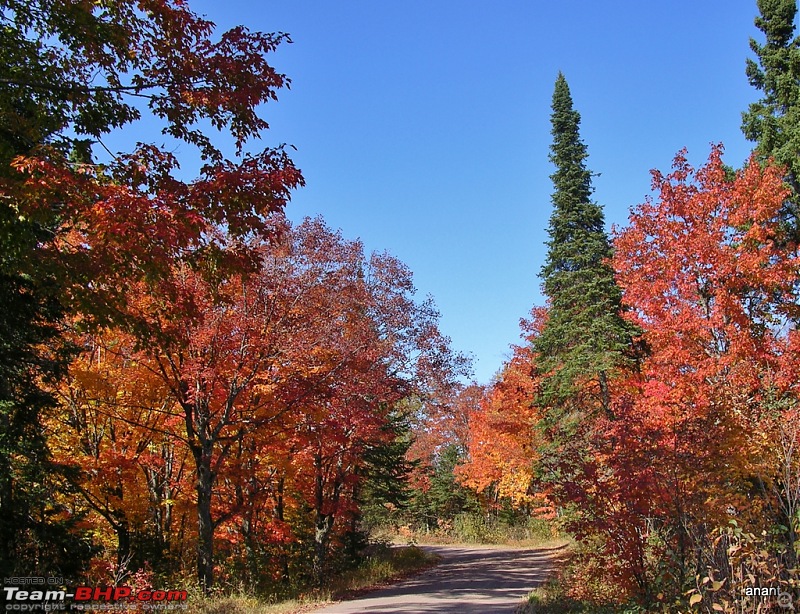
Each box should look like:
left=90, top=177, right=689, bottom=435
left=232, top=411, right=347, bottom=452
left=188, top=0, right=761, bottom=384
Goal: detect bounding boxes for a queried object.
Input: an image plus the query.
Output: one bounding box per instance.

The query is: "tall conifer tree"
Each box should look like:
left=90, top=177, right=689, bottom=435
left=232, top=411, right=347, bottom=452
left=741, top=0, right=800, bottom=312
left=534, top=74, right=635, bottom=418
left=742, top=0, right=800, bottom=199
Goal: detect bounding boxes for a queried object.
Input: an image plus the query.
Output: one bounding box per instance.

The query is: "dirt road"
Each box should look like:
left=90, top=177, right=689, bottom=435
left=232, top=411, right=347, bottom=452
left=310, top=543, right=565, bottom=613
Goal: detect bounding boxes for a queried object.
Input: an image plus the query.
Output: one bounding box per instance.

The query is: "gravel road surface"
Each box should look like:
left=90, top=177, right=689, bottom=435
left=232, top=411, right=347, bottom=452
left=310, top=543, right=565, bottom=613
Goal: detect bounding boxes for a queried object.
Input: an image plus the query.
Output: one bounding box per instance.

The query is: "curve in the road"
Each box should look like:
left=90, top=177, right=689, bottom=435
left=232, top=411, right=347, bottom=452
left=310, top=543, right=566, bottom=614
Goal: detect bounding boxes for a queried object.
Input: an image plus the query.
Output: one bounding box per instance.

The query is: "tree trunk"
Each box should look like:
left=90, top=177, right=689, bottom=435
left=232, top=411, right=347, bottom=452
left=313, top=453, right=329, bottom=586
left=313, top=513, right=333, bottom=586
left=114, top=517, right=131, bottom=579
left=312, top=453, right=343, bottom=587
left=192, top=442, right=215, bottom=594
left=599, top=370, right=614, bottom=419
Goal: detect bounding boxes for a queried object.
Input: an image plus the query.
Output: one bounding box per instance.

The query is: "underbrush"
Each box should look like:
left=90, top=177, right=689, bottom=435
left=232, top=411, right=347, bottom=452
left=517, top=578, right=648, bottom=614
left=325, top=541, right=438, bottom=596
left=516, top=570, right=651, bottom=614
left=387, top=512, right=560, bottom=546
left=184, top=544, right=438, bottom=614
left=186, top=594, right=310, bottom=614
left=517, top=520, right=800, bottom=613
left=514, top=541, right=649, bottom=614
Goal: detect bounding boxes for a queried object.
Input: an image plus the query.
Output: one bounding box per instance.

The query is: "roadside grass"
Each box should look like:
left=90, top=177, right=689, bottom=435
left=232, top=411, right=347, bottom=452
left=185, top=593, right=313, bottom=614
left=184, top=544, right=438, bottom=614
left=517, top=578, right=626, bottom=614
left=384, top=512, right=565, bottom=548
left=185, top=516, right=567, bottom=614
left=515, top=552, right=649, bottom=614
left=330, top=543, right=439, bottom=596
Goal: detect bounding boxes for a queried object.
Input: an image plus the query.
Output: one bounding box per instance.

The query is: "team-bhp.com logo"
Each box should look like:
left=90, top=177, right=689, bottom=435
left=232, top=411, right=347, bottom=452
left=3, top=577, right=187, bottom=611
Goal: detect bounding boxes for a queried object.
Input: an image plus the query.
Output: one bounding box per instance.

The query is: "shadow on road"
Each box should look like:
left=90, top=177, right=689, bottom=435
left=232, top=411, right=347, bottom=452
left=312, top=543, right=567, bottom=614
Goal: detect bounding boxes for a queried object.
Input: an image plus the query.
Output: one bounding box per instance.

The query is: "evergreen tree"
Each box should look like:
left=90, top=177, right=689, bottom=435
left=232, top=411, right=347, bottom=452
left=0, top=270, right=95, bottom=578
left=0, top=3, right=95, bottom=577
left=534, top=74, right=636, bottom=418
left=348, top=411, right=415, bottom=547
left=741, top=0, right=800, bottom=237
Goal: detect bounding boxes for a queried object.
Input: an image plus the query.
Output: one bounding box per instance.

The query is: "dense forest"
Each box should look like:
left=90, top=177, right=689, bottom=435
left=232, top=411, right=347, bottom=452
left=1, top=0, right=799, bottom=612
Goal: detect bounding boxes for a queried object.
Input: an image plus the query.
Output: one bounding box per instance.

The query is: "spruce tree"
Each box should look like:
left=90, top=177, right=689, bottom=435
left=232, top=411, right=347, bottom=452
left=534, top=74, right=635, bottom=418
left=741, top=0, right=800, bottom=237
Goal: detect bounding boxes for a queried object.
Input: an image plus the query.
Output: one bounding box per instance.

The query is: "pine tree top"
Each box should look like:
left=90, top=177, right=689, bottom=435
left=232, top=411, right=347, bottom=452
left=742, top=0, right=800, bottom=186
left=534, top=74, right=637, bottom=412
left=542, top=74, right=609, bottom=283
left=549, top=73, right=592, bottom=202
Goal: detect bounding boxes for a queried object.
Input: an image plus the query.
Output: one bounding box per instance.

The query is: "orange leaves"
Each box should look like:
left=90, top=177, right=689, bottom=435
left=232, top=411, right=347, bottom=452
left=457, top=312, right=547, bottom=508
left=584, top=147, right=799, bottom=596
left=48, top=327, right=193, bottom=576
left=55, top=216, right=462, bottom=587
left=618, top=148, right=793, bottom=391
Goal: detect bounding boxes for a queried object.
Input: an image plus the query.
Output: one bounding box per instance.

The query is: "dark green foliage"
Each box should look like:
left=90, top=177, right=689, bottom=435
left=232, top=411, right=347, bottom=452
left=0, top=0, right=140, bottom=153
left=336, top=412, right=416, bottom=573
left=0, top=1, right=104, bottom=576
left=357, top=412, right=415, bottom=533
left=407, top=444, right=479, bottom=532
left=742, top=0, right=800, bottom=238
left=0, top=273, right=94, bottom=578
left=426, top=445, right=479, bottom=521
left=534, top=74, right=637, bottom=418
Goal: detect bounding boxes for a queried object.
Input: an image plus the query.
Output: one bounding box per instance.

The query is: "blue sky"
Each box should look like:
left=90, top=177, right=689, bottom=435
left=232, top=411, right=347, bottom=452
left=188, top=0, right=762, bottom=384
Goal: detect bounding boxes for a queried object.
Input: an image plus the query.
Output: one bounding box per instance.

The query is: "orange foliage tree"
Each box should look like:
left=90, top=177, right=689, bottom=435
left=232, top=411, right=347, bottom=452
left=2, top=0, right=301, bottom=579
left=52, top=330, right=192, bottom=579
left=55, top=218, right=463, bottom=591
left=602, top=146, right=799, bottom=602
left=458, top=309, right=551, bottom=514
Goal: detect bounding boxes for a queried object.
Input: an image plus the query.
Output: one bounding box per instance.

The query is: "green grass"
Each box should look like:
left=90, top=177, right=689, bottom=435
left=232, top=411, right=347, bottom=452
left=184, top=545, right=439, bottom=614
left=331, top=543, right=439, bottom=596
left=386, top=513, right=563, bottom=547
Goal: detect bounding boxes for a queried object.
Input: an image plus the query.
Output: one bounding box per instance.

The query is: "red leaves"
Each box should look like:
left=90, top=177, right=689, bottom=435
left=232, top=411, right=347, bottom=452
left=478, top=147, right=799, bottom=600
left=585, top=147, right=798, bottom=594
left=56, top=216, right=462, bottom=585
left=193, top=148, right=304, bottom=236
left=4, top=0, right=304, bottom=332
left=7, top=139, right=302, bottom=329
left=615, top=147, right=794, bottom=390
